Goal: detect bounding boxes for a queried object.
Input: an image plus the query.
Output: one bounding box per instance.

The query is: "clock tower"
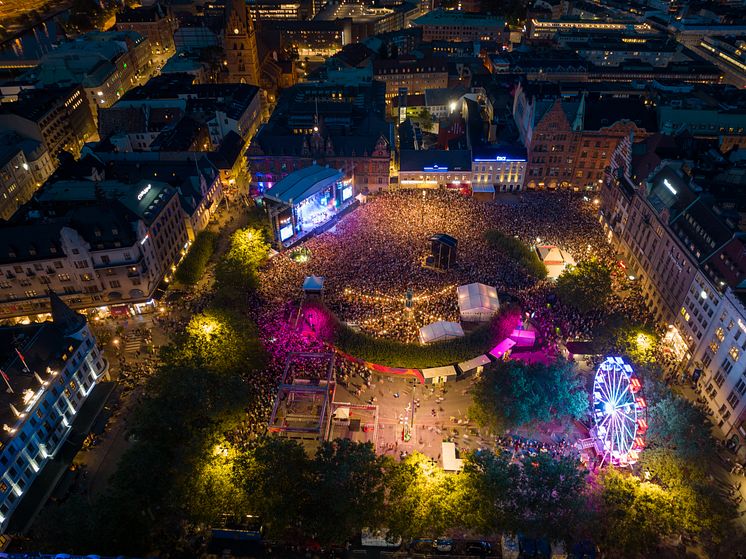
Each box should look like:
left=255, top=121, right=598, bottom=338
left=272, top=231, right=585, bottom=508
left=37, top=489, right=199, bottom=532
left=224, top=0, right=260, bottom=86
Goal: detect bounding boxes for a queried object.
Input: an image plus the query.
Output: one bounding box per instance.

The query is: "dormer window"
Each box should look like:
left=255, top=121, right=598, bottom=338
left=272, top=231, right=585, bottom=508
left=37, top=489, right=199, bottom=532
left=112, top=228, right=119, bottom=235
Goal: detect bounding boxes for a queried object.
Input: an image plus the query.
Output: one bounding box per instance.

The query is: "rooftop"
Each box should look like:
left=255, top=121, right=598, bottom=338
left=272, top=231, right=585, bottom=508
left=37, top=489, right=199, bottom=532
left=399, top=149, right=472, bottom=172
left=0, top=294, right=86, bottom=444
left=264, top=165, right=343, bottom=205
left=412, top=9, right=505, bottom=28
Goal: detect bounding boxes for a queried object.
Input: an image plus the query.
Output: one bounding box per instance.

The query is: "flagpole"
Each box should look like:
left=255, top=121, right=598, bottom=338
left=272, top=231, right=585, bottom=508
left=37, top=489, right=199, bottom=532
left=0, top=369, right=13, bottom=394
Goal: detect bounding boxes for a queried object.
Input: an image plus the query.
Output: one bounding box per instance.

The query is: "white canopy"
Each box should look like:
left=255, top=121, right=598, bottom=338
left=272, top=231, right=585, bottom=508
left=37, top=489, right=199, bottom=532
left=457, top=283, right=500, bottom=322
left=419, top=321, right=464, bottom=344
left=536, top=245, right=576, bottom=280
left=441, top=441, right=464, bottom=472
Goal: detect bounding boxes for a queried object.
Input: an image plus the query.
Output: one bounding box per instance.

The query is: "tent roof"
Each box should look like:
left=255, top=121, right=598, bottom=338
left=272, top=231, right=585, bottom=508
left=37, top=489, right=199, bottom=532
left=489, top=338, right=516, bottom=359
left=421, top=365, right=458, bottom=379
left=457, top=354, right=491, bottom=372
left=419, top=321, right=464, bottom=343
left=303, top=275, right=325, bottom=290
left=457, top=283, right=499, bottom=314
left=441, top=441, right=464, bottom=472
left=430, top=233, right=458, bottom=247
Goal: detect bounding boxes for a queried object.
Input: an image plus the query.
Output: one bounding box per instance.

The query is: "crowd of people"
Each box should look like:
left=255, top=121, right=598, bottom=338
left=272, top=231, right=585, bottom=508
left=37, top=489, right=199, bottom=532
left=258, top=190, right=629, bottom=343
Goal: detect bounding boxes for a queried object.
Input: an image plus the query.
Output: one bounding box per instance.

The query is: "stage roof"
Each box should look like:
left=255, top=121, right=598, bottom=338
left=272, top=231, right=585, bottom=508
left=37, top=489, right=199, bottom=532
left=303, top=275, right=325, bottom=291
left=264, top=164, right=343, bottom=206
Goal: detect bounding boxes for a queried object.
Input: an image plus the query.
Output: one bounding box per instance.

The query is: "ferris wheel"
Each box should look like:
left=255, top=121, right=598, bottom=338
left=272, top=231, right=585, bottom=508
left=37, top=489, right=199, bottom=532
left=591, top=357, right=647, bottom=467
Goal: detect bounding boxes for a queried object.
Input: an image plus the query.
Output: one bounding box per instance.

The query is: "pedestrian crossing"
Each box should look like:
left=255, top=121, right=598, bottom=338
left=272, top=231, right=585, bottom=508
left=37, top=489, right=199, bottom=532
left=123, top=337, right=141, bottom=354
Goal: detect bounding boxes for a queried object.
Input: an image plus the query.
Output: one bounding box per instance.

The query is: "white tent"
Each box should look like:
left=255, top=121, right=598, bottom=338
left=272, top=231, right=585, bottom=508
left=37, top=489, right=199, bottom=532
left=419, top=321, right=464, bottom=344
left=457, top=283, right=500, bottom=322
left=441, top=441, right=464, bottom=472
left=536, top=245, right=576, bottom=280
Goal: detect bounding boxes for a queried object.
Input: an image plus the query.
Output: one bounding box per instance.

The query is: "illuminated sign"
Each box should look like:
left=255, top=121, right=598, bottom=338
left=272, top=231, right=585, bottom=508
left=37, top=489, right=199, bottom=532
left=738, top=319, right=746, bottom=333
left=663, top=178, right=677, bottom=195
left=474, top=157, right=526, bottom=162
left=342, top=186, right=353, bottom=201
left=423, top=165, right=449, bottom=172
left=140, top=233, right=149, bottom=245
left=137, top=184, right=152, bottom=200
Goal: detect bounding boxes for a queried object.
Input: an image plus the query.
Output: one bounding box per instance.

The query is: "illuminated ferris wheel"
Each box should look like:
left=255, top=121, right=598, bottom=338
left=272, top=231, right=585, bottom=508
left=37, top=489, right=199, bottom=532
left=591, top=357, right=647, bottom=467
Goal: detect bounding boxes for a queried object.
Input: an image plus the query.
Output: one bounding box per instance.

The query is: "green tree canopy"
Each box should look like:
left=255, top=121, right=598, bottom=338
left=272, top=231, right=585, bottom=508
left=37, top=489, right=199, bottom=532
left=471, top=358, right=589, bottom=430
left=484, top=230, right=547, bottom=280
left=555, top=259, right=612, bottom=313
left=645, top=392, right=714, bottom=461
left=306, top=440, right=389, bottom=544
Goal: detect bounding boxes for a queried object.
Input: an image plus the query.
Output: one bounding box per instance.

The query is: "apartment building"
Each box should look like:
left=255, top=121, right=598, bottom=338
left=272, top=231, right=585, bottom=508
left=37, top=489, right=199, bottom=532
left=0, top=180, right=189, bottom=319
left=116, top=1, right=177, bottom=54
left=598, top=160, right=746, bottom=456
left=0, top=87, right=95, bottom=161
left=0, top=293, right=108, bottom=532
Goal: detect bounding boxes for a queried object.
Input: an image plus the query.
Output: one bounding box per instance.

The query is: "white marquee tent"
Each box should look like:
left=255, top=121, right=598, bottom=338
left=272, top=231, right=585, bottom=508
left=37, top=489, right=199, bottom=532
left=457, top=283, right=500, bottom=322
left=419, top=321, right=464, bottom=344
left=536, top=245, right=576, bottom=280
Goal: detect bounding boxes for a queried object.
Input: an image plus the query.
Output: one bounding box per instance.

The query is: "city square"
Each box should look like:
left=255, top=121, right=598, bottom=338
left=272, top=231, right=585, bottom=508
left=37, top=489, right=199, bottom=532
left=0, top=0, right=745, bottom=557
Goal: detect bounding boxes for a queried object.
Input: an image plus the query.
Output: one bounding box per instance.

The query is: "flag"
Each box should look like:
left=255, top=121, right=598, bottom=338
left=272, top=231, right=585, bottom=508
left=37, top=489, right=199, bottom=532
left=0, top=368, right=12, bottom=393
left=15, top=347, right=29, bottom=372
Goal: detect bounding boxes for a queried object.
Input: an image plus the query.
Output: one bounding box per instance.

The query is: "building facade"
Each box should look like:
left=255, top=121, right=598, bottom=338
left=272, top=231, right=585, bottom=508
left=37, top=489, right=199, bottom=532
left=0, top=147, right=36, bottom=221
left=0, top=180, right=189, bottom=319
left=411, top=9, right=507, bottom=42
left=0, top=87, right=95, bottom=161
left=373, top=58, right=449, bottom=101
left=224, top=0, right=261, bottom=86
left=598, top=161, right=746, bottom=456
left=0, top=293, right=109, bottom=532
left=513, top=85, right=657, bottom=190
left=116, top=1, right=177, bottom=54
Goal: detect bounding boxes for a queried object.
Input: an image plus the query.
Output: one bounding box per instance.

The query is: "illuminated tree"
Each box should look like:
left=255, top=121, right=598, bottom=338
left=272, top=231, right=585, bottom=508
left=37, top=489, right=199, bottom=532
left=555, top=259, right=612, bottom=313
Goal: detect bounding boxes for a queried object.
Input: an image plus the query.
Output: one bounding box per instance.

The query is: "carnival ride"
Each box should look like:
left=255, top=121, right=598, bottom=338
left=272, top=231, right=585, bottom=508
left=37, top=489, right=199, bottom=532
left=591, top=356, right=647, bottom=466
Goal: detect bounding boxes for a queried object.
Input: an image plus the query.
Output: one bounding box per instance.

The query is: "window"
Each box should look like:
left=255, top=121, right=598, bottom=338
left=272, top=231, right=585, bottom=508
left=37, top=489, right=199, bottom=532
left=735, top=378, right=746, bottom=397
left=716, top=327, right=725, bottom=342
left=730, top=347, right=740, bottom=362
left=727, top=390, right=740, bottom=410
left=0, top=482, right=7, bottom=494
left=109, top=280, right=121, bottom=288
left=714, top=371, right=726, bottom=388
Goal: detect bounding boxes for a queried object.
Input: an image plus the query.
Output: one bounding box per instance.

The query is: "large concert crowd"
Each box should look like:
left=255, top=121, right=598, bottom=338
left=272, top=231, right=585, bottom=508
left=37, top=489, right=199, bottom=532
left=258, top=190, right=640, bottom=343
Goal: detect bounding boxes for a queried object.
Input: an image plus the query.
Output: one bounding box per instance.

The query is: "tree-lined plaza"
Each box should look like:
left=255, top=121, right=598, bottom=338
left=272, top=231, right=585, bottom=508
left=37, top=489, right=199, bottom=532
left=28, top=192, right=745, bottom=557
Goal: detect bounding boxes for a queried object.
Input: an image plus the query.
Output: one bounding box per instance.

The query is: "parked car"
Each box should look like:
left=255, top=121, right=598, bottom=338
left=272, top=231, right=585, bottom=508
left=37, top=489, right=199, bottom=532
left=463, top=540, right=492, bottom=555
left=433, top=537, right=454, bottom=552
